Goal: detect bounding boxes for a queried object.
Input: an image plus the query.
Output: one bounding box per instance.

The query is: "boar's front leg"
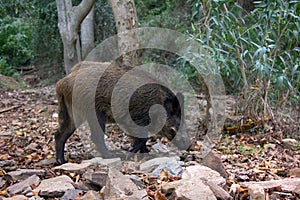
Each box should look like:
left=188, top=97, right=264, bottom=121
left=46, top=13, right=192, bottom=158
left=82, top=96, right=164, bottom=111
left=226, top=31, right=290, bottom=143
left=88, top=112, right=114, bottom=158
left=129, top=137, right=149, bottom=153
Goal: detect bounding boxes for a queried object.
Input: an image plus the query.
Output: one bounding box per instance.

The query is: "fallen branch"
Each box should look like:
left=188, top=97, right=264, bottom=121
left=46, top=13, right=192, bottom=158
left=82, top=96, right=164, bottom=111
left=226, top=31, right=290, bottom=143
left=0, top=105, right=22, bottom=114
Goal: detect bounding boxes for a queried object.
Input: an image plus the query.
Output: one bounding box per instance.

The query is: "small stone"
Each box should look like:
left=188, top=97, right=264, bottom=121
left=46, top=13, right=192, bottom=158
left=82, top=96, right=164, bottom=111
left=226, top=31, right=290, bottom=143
left=34, top=158, right=56, bottom=167
left=288, top=168, right=300, bottom=178
left=282, top=138, right=298, bottom=149
left=201, top=151, right=228, bottom=178
left=83, top=167, right=108, bottom=187
left=82, top=157, right=122, bottom=169
left=161, top=179, right=216, bottom=200
left=104, top=167, right=147, bottom=199
left=7, top=174, right=40, bottom=195
left=33, top=175, right=75, bottom=197
left=150, top=159, right=183, bottom=177
left=264, top=143, right=276, bottom=151
left=0, top=160, right=15, bottom=168
left=207, top=181, right=232, bottom=200
left=53, top=162, right=92, bottom=171
left=1, top=195, right=28, bottom=200
left=61, top=189, right=83, bottom=200
left=0, top=177, right=5, bottom=188
left=248, top=184, right=265, bottom=200
left=79, top=190, right=103, bottom=200
left=127, top=175, right=146, bottom=189
left=28, top=196, right=45, bottom=200
left=5, top=169, right=44, bottom=181
left=182, top=165, right=226, bottom=187
left=25, top=143, right=38, bottom=151
left=294, top=184, right=300, bottom=196
left=139, top=157, right=180, bottom=172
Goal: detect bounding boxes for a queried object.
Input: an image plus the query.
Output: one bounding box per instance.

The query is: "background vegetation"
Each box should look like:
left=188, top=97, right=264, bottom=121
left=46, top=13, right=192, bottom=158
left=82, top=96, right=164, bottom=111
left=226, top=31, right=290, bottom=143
left=0, top=0, right=299, bottom=123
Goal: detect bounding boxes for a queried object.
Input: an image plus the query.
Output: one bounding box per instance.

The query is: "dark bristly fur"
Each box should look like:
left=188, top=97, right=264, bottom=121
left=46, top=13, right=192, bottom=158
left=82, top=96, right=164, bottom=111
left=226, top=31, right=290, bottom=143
left=55, top=61, right=187, bottom=164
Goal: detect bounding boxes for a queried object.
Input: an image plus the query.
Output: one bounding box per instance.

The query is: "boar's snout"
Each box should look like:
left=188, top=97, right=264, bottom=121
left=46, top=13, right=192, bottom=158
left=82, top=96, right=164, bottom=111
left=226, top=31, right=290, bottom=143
left=171, top=128, right=191, bottom=150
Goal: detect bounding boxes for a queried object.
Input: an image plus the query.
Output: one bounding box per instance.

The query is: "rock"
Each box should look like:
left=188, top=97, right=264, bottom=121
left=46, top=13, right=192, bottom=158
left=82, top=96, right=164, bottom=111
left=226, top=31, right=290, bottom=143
left=53, top=162, right=92, bottom=172
left=28, top=196, right=45, bottom=200
left=248, top=184, right=265, bottom=200
left=127, top=175, right=146, bottom=189
left=0, top=177, right=5, bottom=188
left=82, top=157, right=122, bottom=169
left=182, top=165, right=226, bottom=187
left=241, top=178, right=300, bottom=192
left=0, top=160, right=16, bottom=171
left=161, top=179, right=217, bottom=200
left=160, top=165, right=227, bottom=199
left=61, top=189, right=83, bottom=200
left=83, top=167, right=108, bottom=187
left=7, top=174, right=40, bottom=195
left=263, top=143, right=276, bottom=151
left=282, top=138, right=298, bottom=149
left=288, top=168, right=300, bottom=178
left=34, top=158, right=56, bottom=167
left=207, top=181, right=232, bottom=200
left=103, top=167, right=147, bottom=200
left=150, top=159, right=183, bottom=177
left=5, top=169, right=44, bottom=182
left=79, top=190, right=103, bottom=200
left=294, top=184, right=300, bottom=196
left=1, top=195, right=28, bottom=200
left=151, top=141, right=170, bottom=153
left=139, top=157, right=180, bottom=172
left=24, top=143, right=38, bottom=152
left=33, top=175, right=75, bottom=198
left=0, top=132, right=11, bottom=139
left=201, top=151, right=228, bottom=178
left=0, top=74, right=20, bottom=90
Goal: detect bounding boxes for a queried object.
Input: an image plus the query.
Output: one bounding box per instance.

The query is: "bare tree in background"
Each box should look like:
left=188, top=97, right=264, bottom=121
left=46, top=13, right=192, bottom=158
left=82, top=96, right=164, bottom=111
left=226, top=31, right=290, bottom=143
left=81, top=5, right=95, bottom=60
left=56, top=0, right=95, bottom=74
left=109, top=0, right=139, bottom=66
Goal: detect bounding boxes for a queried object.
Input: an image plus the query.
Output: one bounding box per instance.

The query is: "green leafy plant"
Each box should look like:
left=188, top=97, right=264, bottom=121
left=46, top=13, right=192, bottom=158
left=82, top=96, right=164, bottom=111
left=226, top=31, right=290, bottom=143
left=0, top=17, right=33, bottom=74
left=189, top=0, right=299, bottom=122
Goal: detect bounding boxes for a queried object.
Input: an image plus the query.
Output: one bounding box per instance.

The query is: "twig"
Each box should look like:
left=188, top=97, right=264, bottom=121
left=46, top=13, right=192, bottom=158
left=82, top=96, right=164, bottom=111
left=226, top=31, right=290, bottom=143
left=0, top=105, right=22, bottom=114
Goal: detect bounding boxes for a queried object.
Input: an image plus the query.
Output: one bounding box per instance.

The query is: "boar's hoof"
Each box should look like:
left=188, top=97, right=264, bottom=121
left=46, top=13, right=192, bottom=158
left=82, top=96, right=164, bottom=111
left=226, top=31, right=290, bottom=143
left=56, top=158, right=67, bottom=165
left=129, top=138, right=149, bottom=153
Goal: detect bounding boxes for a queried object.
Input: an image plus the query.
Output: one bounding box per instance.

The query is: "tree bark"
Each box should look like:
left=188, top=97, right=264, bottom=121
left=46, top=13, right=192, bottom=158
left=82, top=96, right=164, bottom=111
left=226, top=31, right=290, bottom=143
left=81, top=5, right=95, bottom=59
left=56, top=0, right=95, bottom=74
left=109, top=0, right=139, bottom=66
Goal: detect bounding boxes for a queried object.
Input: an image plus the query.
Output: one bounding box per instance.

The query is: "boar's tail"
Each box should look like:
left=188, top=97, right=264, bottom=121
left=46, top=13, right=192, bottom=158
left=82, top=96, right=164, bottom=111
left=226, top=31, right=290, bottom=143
left=56, top=82, right=72, bottom=128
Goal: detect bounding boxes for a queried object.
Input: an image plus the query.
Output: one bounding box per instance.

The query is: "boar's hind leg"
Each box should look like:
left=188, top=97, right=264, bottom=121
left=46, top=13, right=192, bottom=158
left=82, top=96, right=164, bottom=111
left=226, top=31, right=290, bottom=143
left=88, top=112, right=114, bottom=158
left=55, top=112, right=76, bottom=165
left=129, top=137, right=149, bottom=153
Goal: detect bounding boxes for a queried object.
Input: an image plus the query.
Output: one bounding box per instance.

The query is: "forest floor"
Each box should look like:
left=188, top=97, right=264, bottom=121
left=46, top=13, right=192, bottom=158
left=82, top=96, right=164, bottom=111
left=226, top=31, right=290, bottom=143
left=0, top=84, right=299, bottom=199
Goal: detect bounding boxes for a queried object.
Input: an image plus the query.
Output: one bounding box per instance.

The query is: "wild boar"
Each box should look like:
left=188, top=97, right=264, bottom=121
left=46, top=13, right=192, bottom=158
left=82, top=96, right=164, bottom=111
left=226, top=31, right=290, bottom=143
left=55, top=61, right=190, bottom=164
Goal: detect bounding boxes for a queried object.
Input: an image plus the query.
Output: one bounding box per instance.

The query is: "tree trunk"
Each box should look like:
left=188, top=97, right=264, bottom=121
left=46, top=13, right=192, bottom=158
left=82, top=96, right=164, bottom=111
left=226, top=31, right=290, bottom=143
left=81, top=5, right=95, bottom=59
left=109, top=0, right=139, bottom=66
left=56, top=0, right=95, bottom=74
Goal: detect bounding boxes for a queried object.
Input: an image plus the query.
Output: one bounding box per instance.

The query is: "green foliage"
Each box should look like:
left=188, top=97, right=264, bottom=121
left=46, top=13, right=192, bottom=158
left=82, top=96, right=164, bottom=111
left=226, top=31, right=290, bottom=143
left=0, top=1, right=64, bottom=79
left=0, top=16, right=33, bottom=75
left=189, top=0, right=299, bottom=108
left=238, top=145, right=259, bottom=155
left=94, top=0, right=116, bottom=43
left=30, top=1, right=63, bottom=65
left=0, top=57, right=13, bottom=76
left=136, top=0, right=192, bottom=32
